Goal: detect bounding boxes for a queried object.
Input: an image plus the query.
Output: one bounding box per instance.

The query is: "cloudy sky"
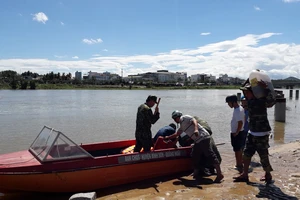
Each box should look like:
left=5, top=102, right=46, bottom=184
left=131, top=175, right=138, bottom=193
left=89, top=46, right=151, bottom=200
left=1, top=0, right=300, bottom=79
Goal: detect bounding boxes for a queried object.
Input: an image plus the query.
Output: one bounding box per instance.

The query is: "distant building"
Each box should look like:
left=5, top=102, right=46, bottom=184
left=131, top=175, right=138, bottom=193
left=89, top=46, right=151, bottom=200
left=219, top=74, right=229, bottom=83
left=207, top=75, right=216, bottom=82
left=191, top=73, right=207, bottom=83
left=87, top=71, right=120, bottom=82
left=125, top=70, right=187, bottom=83
left=75, top=71, right=82, bottom=81
left=191, top=73, right=216, bottom=83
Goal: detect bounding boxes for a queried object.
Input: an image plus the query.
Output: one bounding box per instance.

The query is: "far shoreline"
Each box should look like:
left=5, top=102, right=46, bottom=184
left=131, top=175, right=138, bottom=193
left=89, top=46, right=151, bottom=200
left=0, top=84, right=250, bottom=90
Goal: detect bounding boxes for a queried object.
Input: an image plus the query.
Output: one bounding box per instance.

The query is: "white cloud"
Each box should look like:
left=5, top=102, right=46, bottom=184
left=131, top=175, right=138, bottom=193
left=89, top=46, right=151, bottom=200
left=254, top=6, right=261, bottom=11
left=200, top=32, right=211, bottom=36
left=82, top=38, right=103, bottom=44
left=103, top=49, right=108, bottom=52
left=282, top=0, right=300, bottom=2
left=60, top=21, right=64, bottom=26
left=32, top=12, right=48, bottom=24
left=72, top=56, right=79, bottom=59
left=1, top=33, right=300, bottom=79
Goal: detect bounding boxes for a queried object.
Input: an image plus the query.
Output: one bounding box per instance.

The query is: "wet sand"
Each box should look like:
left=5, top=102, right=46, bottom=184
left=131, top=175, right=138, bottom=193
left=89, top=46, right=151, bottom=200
left=96, top=141, right=300, bottom=200
left=1, top=141, right=299, bottom=200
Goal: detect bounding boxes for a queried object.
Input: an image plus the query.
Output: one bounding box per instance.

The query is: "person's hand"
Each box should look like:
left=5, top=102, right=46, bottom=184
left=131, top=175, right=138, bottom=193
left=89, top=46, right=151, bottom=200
left=231, top=132, right=238, bottom=137
left=155, top=106, right=159, bottom=113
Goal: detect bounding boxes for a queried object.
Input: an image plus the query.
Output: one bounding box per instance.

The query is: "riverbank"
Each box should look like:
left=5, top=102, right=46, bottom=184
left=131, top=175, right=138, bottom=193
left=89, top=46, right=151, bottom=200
left=95, top=140, right=300, bottom=200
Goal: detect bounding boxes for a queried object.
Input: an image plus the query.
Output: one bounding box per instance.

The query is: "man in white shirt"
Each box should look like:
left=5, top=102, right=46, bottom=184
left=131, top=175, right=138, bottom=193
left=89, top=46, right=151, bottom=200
left=226, top=94, right=246, bottom=173
left=165, top=110, right=224, bottom=183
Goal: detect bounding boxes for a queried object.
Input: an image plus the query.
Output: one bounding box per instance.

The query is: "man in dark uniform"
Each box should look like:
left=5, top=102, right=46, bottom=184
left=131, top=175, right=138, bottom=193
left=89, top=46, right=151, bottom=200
left=134, top=95, right=160, bottom=152
left=234, top=83, right=273, bottom=183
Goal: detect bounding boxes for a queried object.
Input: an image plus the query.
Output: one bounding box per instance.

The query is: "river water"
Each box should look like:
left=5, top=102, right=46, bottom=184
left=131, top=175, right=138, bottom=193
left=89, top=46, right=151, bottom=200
left=0, top=89, right=299, bottom=154
left=0, top=89, right=299, bottom=199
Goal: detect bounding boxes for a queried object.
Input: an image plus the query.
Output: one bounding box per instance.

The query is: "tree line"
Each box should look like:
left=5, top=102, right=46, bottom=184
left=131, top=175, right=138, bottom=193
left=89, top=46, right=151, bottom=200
left=0, top=70, right=125, bottom=90
left=0, top=70, right=74, bottom=89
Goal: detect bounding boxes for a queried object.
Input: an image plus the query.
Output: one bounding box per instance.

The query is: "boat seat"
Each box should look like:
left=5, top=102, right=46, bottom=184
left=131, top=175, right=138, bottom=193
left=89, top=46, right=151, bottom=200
left=153, top=137, right=176, bottom=150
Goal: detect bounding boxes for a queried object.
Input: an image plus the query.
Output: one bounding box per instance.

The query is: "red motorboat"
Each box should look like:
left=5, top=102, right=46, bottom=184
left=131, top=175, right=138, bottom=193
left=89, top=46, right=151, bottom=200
left=0, top=126, right=193, bottom=193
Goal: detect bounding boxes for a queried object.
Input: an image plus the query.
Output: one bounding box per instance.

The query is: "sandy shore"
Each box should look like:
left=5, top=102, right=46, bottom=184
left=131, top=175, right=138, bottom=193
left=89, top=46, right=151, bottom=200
left=96, top=140, right=300, bottom=200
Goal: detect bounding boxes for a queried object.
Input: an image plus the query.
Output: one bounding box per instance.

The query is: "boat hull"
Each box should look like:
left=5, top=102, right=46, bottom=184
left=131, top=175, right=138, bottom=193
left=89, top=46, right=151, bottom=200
left=0, top=158, right=192, bottom=193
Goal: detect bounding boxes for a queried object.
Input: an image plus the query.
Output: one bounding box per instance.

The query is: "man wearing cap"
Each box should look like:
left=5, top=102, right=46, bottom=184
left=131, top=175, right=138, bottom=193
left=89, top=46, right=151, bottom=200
left=134, top=95, right=160, bottom=152
left=233, top=83, right=273, bottom=183
left=166, top=111, right=224, bottom=183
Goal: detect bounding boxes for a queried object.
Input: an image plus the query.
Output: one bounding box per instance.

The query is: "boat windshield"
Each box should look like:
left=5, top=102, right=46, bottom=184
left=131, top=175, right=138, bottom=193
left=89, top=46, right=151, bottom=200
left=29, top=126, right=93, bottom=163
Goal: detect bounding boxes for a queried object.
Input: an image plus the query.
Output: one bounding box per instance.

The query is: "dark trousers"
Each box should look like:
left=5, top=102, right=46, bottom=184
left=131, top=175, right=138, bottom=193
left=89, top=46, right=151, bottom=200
left=192, top=137, right=220, bottom=169
left=134, top=137, right=153, bottom=152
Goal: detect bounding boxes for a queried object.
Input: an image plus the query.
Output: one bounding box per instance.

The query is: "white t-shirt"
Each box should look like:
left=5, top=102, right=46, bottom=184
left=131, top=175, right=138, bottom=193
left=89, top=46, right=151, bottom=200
left=178, top=115, right=210, bottom=143
left=250, top=131, right=270, bottom=136
left=231, top=106, right=245, bottom=133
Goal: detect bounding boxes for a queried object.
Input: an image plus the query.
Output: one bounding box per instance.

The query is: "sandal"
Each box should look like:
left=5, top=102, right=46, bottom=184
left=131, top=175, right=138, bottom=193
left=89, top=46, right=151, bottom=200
left=233, top=175, right=249, bottom=182
left=260, top=174, right=273, bottom=184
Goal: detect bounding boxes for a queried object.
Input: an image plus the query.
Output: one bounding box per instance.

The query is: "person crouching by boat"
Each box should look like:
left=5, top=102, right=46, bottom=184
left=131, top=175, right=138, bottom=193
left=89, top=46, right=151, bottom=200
left=153, top=123, right=177, bottom=150
left=179, top=117, right=222, bottom=177
left=134, top=95, right=160, bottom=152
left=193, top=116, right=222, bottom=177
left=165, top=110, right=224, bottom=183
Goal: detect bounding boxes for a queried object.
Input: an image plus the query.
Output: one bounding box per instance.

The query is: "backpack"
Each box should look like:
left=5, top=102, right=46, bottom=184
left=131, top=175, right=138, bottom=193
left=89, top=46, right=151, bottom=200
left=193, top=116, right=213, bottom=135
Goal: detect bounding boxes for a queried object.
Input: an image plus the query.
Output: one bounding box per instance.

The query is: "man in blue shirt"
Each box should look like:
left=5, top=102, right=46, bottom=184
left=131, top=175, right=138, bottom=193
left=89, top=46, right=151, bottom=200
left=153, top=123, right=176, bottom=144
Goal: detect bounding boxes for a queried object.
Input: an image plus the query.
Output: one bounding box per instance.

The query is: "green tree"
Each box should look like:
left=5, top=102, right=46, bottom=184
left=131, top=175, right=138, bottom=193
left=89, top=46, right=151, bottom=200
left=66, top=73, right=72, bottom=80
left=1, top=70, right=18, bottom=79
left=9, top=79, right=18, bottom=89
left=61, top=73, right=66, bottom=80
left=29, top=81, right=36, bottom=89
left=20, top=81, right=28, bottom=89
